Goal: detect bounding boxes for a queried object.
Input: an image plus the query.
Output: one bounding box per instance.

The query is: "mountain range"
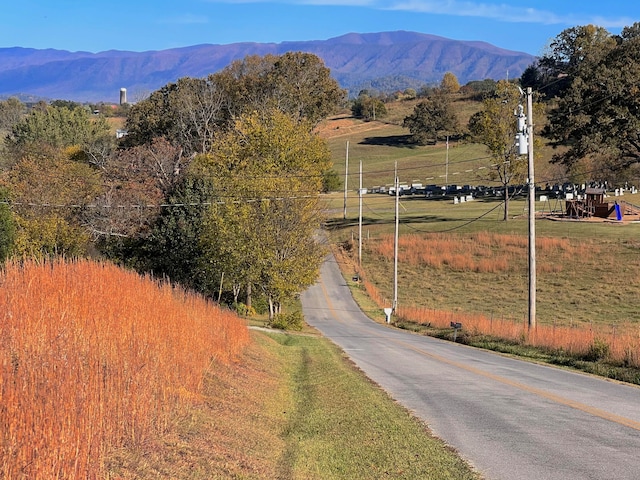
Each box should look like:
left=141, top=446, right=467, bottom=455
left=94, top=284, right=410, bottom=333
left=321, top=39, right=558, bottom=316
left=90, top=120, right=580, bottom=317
left=0, top=31, right=536, bottom=103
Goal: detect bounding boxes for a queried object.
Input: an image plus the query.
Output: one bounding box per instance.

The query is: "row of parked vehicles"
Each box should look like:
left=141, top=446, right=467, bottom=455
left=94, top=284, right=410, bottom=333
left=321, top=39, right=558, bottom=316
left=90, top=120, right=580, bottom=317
left=378, top=182, right=610, bottom=199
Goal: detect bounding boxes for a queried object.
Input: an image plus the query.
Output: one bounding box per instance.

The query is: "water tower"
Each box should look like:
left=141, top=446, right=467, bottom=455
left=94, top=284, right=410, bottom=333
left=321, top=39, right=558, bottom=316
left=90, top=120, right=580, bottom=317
left=119, top=88, right=127, bottom=105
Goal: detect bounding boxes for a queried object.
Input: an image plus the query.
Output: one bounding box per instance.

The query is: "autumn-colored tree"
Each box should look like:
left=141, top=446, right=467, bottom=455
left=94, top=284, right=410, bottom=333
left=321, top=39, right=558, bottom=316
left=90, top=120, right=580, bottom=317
left=3, top=146, right=103, bottom=258
left=213, top=52, right=345, bottom=127
left=125, top=53, right=345, bottom=155
left=87, top=137, right=185, bottom=240
left=196, top=110, right=330, bottom=317
left=266, top=52, right=346, bottom=125
left=440, top=72, right=461, bottom=94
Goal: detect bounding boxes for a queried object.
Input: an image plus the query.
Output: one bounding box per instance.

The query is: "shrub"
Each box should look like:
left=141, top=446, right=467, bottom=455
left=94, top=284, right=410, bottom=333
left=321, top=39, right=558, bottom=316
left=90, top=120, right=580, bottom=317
left=252, top=295, right=269, bottom=315
left=233, top=302, right=256, bottom=317
left=584, top=338, right=610, bottom=361
left=270, top=311, right=304, bottom=331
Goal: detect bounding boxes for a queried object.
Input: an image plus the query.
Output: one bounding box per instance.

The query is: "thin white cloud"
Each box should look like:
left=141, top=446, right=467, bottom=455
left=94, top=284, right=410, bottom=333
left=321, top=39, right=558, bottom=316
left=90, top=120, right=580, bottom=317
left=384, top=1, right=633, bottom=27
left=301, top=0, right=377, bottom=5
left=158, top=13, right=209, bottom=24
left=209, top=0, right=634, bottom=28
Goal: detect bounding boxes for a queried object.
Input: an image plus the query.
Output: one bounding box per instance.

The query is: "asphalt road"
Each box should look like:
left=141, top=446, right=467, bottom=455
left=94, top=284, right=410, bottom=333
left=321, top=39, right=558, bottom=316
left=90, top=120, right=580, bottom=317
left=300, top=255, right=640, bottom=480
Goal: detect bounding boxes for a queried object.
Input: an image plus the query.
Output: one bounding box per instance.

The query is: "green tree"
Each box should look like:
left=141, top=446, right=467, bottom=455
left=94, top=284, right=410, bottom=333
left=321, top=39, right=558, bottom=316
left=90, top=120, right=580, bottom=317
left=138, top=174, right=217, bottom=294
left=196, top=110, right=330, bottom=317
left=0, top=187, right=15, bottom=261
left=468, top=80, right=528, bottom=221
left=403, top=88, right=417, bottom=100
left=523, top=25, right=615, bottom=100
left=539, top=24, right=614, bottom=79
left=50, top=99, right=84, bottom=110
left=460, top=79, right=497, bottom=99
left=403, top=92, right=459, bottom=145
left=5, top=104, right=113, bottom=167
left=351, top=93, right=386, bottom=121
left=543, top=23, right=640, bottom=182
left=322, top=169, right=342, bottom=192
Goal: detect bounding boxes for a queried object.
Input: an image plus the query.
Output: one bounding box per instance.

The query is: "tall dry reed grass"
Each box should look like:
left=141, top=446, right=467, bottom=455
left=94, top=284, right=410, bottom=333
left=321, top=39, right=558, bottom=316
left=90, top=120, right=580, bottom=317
left=369, top=232, right=575, bottom=273
left=0, top=259, right=250, bottom=479
left=394, top=305, right=640, bottom=368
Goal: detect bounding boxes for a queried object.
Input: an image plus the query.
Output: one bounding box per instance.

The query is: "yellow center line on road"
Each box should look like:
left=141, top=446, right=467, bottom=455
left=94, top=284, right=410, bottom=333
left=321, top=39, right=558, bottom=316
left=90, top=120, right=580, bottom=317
left=319, top=274, right=345, bottom=323
left=391, top=337, right=640, bottom=433
left=318, top=274, right=640, bottom=433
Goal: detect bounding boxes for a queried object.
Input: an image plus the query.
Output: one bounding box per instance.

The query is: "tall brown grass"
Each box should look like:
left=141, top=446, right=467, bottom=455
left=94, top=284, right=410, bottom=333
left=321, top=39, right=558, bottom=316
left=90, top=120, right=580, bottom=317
left=368, top=232, right=573, bottom=273
left=0, top=259, right=250, bottom=479
left=395, top=305, right=640, bottom=368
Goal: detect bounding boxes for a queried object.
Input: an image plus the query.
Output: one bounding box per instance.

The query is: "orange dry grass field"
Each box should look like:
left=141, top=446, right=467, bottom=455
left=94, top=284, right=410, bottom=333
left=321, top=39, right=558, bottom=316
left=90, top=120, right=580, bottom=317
left=0, top=259, right=250, bottom=479
left=369, top=232, right=579, bottom=274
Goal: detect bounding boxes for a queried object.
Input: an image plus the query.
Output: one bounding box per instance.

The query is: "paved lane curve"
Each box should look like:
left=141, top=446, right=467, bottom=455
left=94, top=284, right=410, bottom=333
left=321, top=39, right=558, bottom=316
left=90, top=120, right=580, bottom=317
left=301, top=255, right=640, bottom=480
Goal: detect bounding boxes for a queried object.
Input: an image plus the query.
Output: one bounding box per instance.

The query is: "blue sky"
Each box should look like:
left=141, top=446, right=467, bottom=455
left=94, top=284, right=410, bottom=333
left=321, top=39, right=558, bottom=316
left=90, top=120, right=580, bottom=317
left=1, top=1, right=637, bottom=56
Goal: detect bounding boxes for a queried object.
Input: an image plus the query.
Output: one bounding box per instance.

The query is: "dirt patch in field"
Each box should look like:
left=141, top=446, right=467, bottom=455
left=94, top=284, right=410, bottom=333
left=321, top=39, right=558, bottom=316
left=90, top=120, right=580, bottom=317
left=316, top=115, right=391, bottom=139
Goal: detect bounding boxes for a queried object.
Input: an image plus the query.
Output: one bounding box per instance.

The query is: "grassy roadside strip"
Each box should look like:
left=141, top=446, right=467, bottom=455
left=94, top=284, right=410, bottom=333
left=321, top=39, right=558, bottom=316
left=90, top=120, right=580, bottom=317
left=263, top=330, right=480, bottom=479
left=105, top=333, right=291, bottom=478
left=105, top=330, right=480, bottom=479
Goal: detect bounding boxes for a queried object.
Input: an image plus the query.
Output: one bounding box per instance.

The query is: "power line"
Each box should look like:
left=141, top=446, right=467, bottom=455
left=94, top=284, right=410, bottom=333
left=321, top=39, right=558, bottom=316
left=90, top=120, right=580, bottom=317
left=0, top=194, right=323, bottom=210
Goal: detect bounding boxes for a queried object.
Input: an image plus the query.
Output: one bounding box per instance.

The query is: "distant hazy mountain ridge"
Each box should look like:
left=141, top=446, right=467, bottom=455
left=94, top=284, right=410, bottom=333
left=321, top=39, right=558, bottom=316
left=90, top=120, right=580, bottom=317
left=0, top=31, right=535, bottom=103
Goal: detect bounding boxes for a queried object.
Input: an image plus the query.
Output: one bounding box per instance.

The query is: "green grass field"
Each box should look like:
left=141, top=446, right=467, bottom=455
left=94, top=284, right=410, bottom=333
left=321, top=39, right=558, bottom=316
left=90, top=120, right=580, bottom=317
left=322, top=100, right=567, bottom=194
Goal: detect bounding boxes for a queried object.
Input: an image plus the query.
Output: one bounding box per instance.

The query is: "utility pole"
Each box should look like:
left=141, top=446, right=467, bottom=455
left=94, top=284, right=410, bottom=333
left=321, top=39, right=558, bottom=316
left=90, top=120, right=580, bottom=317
left=516, top=88, right=536, bottom=329
left=526, top=87, right=536, bottom=329
left=358, top=158, right=363, bottom=267
left=343, top=140, right=349, bottom=220
left=393, top=162, right=399, bottom=312
left=445, top=135, right=449, bottom=188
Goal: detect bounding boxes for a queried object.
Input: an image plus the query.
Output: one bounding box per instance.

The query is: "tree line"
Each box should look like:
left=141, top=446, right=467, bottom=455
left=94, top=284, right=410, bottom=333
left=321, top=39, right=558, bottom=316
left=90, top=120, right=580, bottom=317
left=0, top=52, right=345, bottom=321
